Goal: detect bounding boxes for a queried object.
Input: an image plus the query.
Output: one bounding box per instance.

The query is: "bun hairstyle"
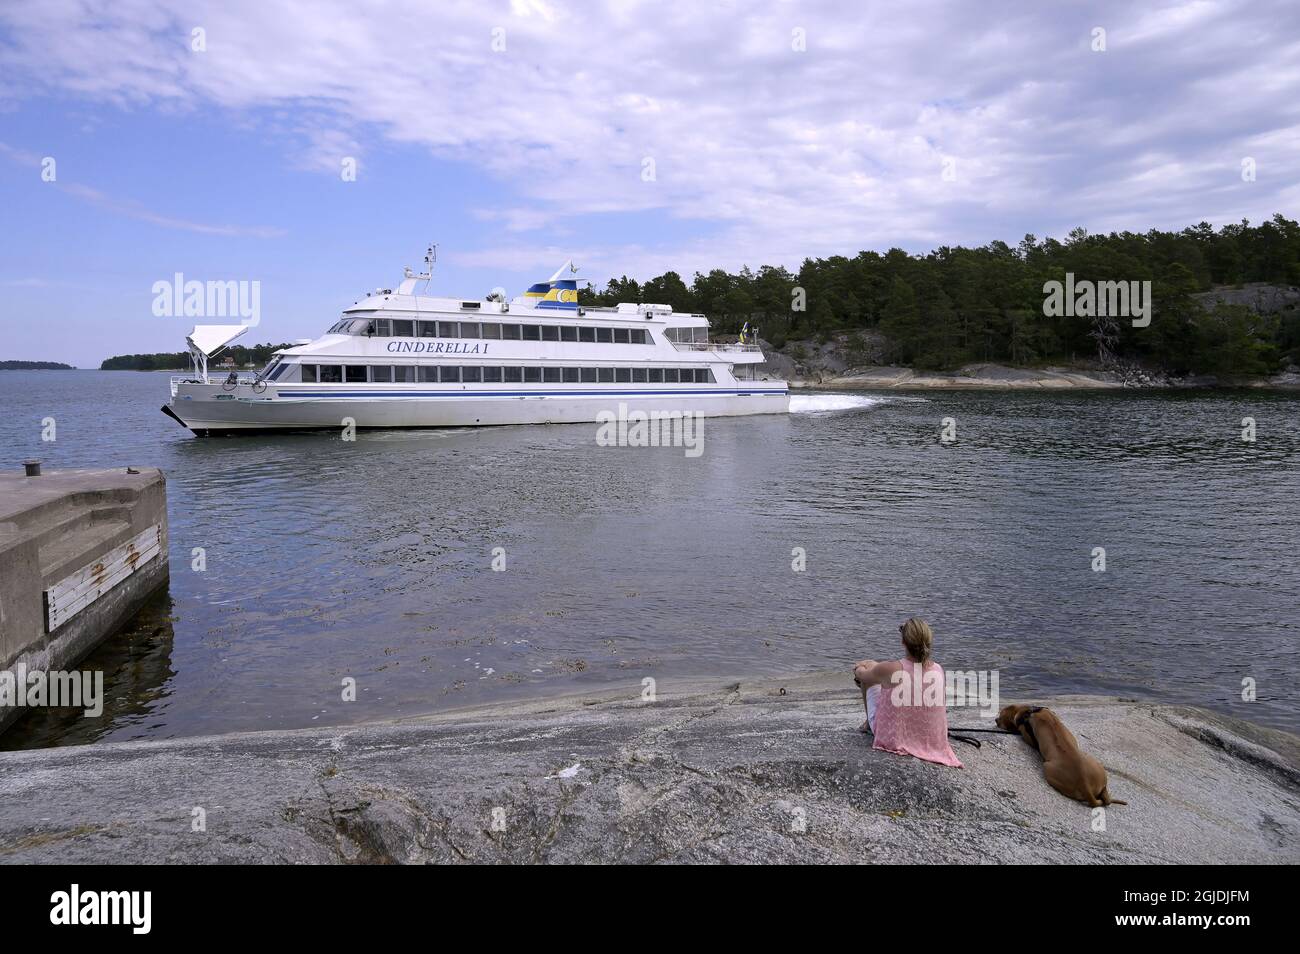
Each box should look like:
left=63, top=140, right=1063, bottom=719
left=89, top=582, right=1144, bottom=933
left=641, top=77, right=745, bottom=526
left=900, top=617, right=934, bottom=667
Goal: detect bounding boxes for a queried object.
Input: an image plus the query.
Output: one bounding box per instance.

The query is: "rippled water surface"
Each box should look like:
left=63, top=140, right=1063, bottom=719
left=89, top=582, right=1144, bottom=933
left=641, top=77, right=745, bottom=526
left=1, top=370, right=1297, bottom=746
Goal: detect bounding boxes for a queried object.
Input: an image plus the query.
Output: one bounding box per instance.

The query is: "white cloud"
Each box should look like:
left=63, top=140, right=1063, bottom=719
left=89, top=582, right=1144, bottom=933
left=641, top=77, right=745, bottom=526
left=0, top=0, right=1296, bottom=278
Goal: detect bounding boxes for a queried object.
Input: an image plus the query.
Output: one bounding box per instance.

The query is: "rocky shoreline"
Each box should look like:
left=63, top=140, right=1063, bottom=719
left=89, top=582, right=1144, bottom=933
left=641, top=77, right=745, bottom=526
left=755, top=329, right=1300, bottom=391
left=785, top=363, right=1300, bottom=391
left=0, top=673, right=1295, bottom=864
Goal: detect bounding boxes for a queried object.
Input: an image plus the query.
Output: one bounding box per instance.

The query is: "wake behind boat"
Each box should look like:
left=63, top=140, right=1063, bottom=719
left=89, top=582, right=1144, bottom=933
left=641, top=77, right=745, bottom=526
left=162, top=254, right=788, bottom=435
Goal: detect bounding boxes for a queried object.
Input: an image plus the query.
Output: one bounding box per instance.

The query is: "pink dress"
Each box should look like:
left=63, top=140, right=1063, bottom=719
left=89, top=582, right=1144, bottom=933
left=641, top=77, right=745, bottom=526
left=873, top=659, right=962, bottom=767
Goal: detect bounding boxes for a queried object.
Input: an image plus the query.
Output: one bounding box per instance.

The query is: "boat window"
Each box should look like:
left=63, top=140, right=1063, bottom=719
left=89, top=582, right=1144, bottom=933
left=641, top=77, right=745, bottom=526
left=598, top=367, right=614, bottom=383
left=663, top=368, right=679, bottom=383
left=631, top=329, right=648, bottom=344
left=438, top=321, right=458, bottom=337
left=419, top=366, right=438, bottom=382
left=345, top=366, right=367, bottom=383
left=440, top=366, right=461, bottom=383
left=578, top=326, right=595, bottom=342
left=461, top=366, right=482, bottom=383
left=503, top=367, right=523, bottom=383
left=522, top=324, right=540, bottom=341
left=392, top=320, right=415, bottom=337
left=563, top=367, right=581, bottom=383
left=459, top=322, right=480, bottom=338
left=543, top=367, right=562, bottom=383
left=348, top=319, right=371, bottom=335
left=560, top=326, right=577, bottom=342
left=268, top=362, right=295, bottom=382
left=580, top=367, right=597, bottom=383
left=418, top=321, right=438, bottom=337
left=393, top=366, right=414, bottom=383
left=541, top=325, right=559, bottom=342
left=647, top=369, right=663, bottom=383
left=483, top=367, right=502, bottom=383
left=300, top=364, right=317, bottom=382
left=502, top=324, right=522, bottom=340
left=523, top=367, right=541, bottom=382
left=632, top=368, right=647, bottom=382
left=482, top=322, right=502, bottom=339
left=596, top=327, right=613, bottom=343
left=370, top=319, right=391, bottom=337
left=613, top=328, right=630, bottom=344
left=615, top=368, right=631, bottom=383
left=371, top=366, right=393, bottom=382
left=318, top=365, right=343, bottom=383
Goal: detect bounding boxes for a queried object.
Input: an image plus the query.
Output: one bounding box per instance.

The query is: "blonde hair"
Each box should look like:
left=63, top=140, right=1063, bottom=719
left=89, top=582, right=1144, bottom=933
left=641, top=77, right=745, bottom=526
left=900, top=617, right=933, bottom=667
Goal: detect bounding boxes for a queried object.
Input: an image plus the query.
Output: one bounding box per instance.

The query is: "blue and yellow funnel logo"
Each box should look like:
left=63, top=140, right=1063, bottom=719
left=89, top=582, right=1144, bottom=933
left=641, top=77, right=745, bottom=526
left=523, top=279, right=578, bottom=310
left=523, top=261, right=580, bottom=310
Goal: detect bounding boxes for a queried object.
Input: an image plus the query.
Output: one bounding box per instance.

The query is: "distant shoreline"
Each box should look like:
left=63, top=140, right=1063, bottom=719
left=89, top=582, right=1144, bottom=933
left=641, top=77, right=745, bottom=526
left=785, top=363, right=1300, bottom=391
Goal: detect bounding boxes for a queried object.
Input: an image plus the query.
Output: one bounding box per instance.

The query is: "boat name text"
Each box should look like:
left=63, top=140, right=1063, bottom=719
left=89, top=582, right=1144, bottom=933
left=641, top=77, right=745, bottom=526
left=386, top=340, right=489, bottom=354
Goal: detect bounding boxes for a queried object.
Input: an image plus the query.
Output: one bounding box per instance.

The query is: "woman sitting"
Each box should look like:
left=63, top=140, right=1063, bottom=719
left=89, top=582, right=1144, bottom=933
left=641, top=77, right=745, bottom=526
left=853, top=617, right=962, bottom=768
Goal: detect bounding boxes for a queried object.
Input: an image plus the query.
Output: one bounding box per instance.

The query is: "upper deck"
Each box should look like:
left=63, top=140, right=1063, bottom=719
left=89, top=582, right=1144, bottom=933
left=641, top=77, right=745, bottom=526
left=321, top=290, right=761, bottom=360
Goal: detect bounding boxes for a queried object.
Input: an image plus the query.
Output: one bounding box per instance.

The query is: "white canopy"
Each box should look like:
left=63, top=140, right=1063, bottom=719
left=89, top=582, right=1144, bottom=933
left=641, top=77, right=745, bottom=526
left=186, top=324, right=249, bottom=357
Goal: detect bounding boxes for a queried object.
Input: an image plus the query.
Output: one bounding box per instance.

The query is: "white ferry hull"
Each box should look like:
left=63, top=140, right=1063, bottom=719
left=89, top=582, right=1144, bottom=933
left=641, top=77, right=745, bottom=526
left=166, top=384, right=789, bottom=434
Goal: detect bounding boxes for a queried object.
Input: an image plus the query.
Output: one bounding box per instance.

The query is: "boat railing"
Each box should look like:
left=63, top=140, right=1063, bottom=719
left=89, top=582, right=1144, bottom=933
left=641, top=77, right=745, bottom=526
left=170, top=372, right=261, bottom=395
left=671, top=341, right=762, bottom=353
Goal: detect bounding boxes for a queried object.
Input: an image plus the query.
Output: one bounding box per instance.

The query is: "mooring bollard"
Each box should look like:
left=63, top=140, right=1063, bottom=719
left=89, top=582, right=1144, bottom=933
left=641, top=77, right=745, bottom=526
left=23, top=459, right=41, bottom=477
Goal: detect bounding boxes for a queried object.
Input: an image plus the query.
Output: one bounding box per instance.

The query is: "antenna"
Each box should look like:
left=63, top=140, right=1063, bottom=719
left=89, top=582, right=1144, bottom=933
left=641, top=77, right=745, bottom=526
left=399, top=243, right=437, bottom=295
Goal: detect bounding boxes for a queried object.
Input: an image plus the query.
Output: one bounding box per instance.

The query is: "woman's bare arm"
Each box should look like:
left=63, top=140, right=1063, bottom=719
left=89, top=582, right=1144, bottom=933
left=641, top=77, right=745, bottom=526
left=853, top=659, right=896, bottom=688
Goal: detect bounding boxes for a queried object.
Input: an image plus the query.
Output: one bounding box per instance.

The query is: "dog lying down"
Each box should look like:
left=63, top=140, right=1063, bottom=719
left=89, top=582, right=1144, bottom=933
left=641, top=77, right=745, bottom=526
left=996, top=704, right=1127, bottom=808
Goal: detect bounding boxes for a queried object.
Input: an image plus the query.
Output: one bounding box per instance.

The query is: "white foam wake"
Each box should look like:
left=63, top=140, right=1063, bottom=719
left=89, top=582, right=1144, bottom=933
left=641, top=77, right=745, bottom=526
left=788, top=393, right=886, bottom=413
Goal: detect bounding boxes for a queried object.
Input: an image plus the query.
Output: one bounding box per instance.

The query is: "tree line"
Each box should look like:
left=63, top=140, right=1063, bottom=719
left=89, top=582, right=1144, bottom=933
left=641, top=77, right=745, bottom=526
left=100, top=343, right=290, bottom=371
left=0, top=360, right=76, bottom=370
left=578, top=214, right=1300, bottom=376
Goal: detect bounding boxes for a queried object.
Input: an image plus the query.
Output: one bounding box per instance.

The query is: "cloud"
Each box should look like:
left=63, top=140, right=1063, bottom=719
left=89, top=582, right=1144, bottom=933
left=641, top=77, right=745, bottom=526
left=0, top=0, right=1296, bottom=277
left=0, top=139, right=286, bottom=237
left=57, top=183, right=287, bottom=237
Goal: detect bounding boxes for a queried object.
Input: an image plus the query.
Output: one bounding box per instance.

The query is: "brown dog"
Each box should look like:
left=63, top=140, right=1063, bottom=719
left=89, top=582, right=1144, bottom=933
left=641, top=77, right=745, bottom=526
left=996, top=704, right=1127, bottom=808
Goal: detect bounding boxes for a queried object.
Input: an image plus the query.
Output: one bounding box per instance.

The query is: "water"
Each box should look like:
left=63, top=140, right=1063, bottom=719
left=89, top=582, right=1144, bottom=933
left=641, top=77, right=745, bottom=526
left=1, top=370, right=1297, bottom=747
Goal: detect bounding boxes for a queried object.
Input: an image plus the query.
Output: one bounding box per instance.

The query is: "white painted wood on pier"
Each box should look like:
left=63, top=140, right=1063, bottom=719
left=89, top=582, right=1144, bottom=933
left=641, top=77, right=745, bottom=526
left=43, top=523, right=163, bottom=631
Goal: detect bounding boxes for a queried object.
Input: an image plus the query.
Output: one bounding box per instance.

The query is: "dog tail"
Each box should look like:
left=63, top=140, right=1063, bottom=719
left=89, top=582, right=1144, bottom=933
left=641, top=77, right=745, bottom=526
left=1101, top=787, right=1127, bottom=806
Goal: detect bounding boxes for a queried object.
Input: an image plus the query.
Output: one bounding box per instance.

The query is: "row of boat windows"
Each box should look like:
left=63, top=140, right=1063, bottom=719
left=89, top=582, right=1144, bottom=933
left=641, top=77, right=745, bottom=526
left=327, top=317, right=655, bottom=344
left=290, top=364, right=718, bottom=384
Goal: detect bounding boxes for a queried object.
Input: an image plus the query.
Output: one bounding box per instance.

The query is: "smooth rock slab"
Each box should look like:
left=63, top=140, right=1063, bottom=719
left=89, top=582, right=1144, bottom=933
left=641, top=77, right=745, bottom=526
left=0, top=675, right=1295, bottom=864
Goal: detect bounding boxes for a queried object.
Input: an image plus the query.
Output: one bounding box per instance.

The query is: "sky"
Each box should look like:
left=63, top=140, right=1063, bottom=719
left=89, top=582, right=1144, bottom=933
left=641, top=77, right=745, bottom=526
left=1, top=0, right=1297, bottom=367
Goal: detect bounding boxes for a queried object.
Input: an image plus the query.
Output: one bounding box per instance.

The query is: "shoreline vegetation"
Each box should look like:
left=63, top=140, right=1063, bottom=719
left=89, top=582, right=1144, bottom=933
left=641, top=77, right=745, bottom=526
left=579, top=215, right=1300, bottom=384
left=0, top=673, right=1294, bottom=863
left=0, top=360, right=75, bottom=370
left=99, top=342, right=289, bottom=371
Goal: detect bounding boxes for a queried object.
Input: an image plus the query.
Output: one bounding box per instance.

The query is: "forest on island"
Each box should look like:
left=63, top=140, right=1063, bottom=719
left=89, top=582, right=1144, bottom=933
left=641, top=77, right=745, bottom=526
left=100, top=343, right=289, bottom=371
left=580, top=215, right=1300, bottom=375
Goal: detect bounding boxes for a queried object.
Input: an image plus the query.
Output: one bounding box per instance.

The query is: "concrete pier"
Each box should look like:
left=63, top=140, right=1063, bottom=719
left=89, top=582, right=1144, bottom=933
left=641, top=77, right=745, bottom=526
left=0, top=466, right=168, bottom=735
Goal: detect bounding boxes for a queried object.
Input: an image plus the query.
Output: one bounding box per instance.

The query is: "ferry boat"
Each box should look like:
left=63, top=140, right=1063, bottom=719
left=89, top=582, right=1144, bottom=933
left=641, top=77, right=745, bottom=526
left=162, top=256, right=789, bottom=435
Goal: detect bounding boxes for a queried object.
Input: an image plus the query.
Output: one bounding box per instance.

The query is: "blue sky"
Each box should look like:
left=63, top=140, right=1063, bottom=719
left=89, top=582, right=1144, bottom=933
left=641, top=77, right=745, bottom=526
left=1, top=0, right=1297, bottom=366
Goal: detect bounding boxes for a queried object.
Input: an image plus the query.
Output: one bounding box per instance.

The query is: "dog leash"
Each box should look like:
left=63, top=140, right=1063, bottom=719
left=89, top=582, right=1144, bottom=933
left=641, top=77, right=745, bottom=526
left=948, top=727, right=1018, bottom=749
